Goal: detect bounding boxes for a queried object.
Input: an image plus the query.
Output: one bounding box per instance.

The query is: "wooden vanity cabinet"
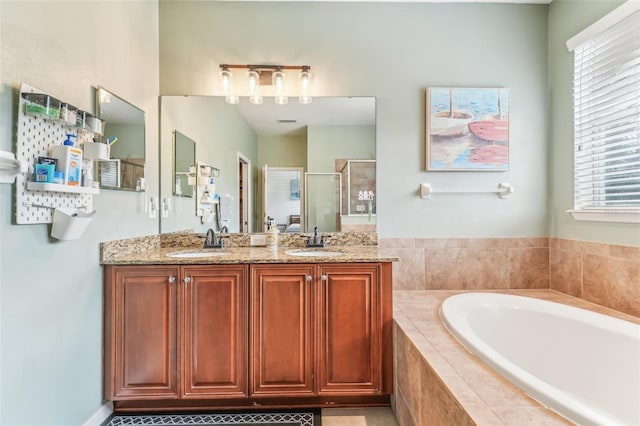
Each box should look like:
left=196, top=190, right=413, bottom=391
left=317, top=263, right=390, bottom=395
left=182, top=265, right=248, bottom=399
left=104, top=261, right=392, bottom=409
left=103, top=264, right=248, bottom=401
left=250, top=262, right=392, bottom=398
left=250, top=264, right=315, bottom=397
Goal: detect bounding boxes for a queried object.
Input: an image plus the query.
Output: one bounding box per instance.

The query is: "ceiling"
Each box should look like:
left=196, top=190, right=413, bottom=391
left=235, top=96, right=376, bottom=136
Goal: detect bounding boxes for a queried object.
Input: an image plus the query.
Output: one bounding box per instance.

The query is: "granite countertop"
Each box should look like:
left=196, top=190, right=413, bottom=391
left=101, top=245, right=398, bottom=265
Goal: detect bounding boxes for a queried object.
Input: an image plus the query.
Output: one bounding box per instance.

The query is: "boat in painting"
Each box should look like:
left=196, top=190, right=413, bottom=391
left=429, top=110, right=474, bottom=138
left=468, top=119, right=509, bottom=142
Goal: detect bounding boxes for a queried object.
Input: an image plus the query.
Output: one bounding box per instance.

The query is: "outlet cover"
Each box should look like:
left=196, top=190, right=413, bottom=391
left=250, top=234, right=266, bottom=246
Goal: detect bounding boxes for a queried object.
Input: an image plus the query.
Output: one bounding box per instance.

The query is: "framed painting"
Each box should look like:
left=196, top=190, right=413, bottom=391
left=290, top=179, right=300, bottom=200
left=426, top=87, right=510, bottom=171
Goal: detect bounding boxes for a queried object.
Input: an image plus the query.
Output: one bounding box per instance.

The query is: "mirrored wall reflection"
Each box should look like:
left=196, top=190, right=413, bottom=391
left=159, top=96, right=376, bottom=234
left=95, top=87, right=145, bottom=191
left=173, top=130, right=195, bottom=198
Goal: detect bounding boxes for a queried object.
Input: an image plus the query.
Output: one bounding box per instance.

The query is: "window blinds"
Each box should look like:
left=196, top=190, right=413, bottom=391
left=572, top=10, right=640, bottom=209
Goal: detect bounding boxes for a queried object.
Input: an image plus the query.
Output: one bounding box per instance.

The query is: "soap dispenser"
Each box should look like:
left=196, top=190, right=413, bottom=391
left=51, top=133, right=82, bottom=185
left=265, top=218, right=279, bottom=250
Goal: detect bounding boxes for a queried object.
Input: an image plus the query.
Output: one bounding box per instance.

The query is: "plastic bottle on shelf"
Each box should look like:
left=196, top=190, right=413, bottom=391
left=50, top=133, right=82, bottom=185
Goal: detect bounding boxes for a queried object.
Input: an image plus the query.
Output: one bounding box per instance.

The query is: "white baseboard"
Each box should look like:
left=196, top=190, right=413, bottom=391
left=82, top=401, right=113, bottom=426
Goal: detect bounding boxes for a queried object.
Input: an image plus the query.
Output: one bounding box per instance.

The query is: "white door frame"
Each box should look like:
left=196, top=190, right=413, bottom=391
left=237, top=152, right=251, bottom=233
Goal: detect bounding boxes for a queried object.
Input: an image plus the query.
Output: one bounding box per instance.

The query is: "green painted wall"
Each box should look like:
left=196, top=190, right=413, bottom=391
left=160, top=96, right=259, bottom=233
left=548, top=0, right=639, bottom=246
left=0, top=1, right=159, bottom=424
left=258, top=133, right=307, bottom=169
left=307, top=125, right=375, bottom=173
left=159, top=1, right=550, bottom=238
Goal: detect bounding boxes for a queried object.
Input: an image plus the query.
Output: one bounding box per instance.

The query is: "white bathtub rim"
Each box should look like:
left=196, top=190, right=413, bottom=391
left=440, top=292, right=636, bottom=426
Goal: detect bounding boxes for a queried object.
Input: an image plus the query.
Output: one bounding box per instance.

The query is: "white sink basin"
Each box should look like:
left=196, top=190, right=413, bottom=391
left=286, top=249, right=343, bottom=257
left=166, top=251, right=227, bottom=258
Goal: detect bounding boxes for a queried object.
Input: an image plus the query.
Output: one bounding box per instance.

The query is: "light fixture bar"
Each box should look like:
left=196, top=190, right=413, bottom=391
left=219, top=64, right=312, bottom=105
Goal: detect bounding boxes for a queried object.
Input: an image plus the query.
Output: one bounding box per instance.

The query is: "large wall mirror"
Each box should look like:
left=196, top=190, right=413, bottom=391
left=95, top=87, right=145, bottom=191
left=159, top=96, right=376, bottom=234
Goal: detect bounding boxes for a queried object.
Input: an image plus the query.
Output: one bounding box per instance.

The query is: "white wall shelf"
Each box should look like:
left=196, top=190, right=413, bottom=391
left=27, top=181, right=99, bottom=195
left=16, top=83, right=97, bottom=224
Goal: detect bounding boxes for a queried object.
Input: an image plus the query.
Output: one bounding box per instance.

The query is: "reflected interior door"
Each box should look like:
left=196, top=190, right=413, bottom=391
left=304, top=173, right=341, bottom=233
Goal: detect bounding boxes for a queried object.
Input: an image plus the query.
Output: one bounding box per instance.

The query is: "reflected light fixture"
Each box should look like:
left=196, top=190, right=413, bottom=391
left=219, top=64, right=312, bottom=105
left=272, top=70, right=287, bottom=105
left=299, top=66, right=312, bottom=105
left=219, top=66, right=239, bottom=104
left=247, top=69, right=263, bottom=104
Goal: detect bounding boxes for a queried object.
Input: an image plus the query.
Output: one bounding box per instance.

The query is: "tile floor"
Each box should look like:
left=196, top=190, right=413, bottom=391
left=321, top=408, right=398, bottom=426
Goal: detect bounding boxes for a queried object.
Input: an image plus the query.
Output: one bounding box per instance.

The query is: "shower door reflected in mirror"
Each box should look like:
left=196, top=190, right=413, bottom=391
left=173, top=130, right=196, bottom=198
left=304, top=173, right=341, bottom=233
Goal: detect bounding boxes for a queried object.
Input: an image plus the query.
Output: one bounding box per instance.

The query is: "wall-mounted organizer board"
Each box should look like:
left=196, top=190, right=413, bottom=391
left=16, top=83, right=99, bottom=224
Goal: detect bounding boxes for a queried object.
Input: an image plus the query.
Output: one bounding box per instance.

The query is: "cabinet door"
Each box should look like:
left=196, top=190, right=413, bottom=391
left=250, top=264, right=315, bottom=396
left=317, top=263, right=384, bottom=395
left=182, top=265, right=248, bottom=398
left=104, top=266, right=179, bottom=399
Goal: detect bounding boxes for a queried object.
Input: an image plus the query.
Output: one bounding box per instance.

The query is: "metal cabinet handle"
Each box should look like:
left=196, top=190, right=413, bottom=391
left=184, top=276, right=191, bottom=284
left=168, top=275, right=176, bottom=283
left=305, top=275, right=312, bottom=281
left=321, top=275, right=328, bottom=281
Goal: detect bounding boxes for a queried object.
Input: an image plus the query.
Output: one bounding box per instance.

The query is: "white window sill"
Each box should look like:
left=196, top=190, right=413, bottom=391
left=567, top=209, right=640, bottom=224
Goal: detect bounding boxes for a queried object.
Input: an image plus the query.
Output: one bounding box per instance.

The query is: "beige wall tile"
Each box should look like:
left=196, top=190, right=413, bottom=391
left=394, top=329, right=422, bottom=421
left=382, top=248, right=426, bottom=290
left=415, top=238, right=458, bottom=248
left=420, top=360, right=474, bottom=426
left=491, top=407, right=572, bottom=425
left=393, top=391, right=417, bottom=426
left=509, top=248, right=549, bottom=289
left=424, top=248, right=510, bottom=290
left=555, top=238, right=609, bottom=256
left=379, top=238, right=416, bottom=248
left=583, top=254, right=640, bottom=317
left=549, top=248, right=582, bottom=297
left=609, top=244, right=640, bottom=261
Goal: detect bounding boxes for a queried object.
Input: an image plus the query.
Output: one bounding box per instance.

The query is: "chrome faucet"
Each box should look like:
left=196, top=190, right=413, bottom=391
left=203, top=228, right=224, bottom=249
left=305, top=227, right=327, bottom=248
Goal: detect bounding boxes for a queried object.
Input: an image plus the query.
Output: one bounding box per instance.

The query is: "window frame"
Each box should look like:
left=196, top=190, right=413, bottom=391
left=565, top=0, right=640, bottom=224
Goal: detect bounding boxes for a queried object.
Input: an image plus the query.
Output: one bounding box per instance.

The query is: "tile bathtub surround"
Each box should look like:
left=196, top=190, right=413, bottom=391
left=550, top=238, right=640, bottom=317
left=392, top=289, right=640, bottom=425
left=379, top=238, right=549, bottom=291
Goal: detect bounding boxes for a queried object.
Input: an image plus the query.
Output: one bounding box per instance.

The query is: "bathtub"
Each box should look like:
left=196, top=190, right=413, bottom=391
left=440, top=292, right=640, bottom=426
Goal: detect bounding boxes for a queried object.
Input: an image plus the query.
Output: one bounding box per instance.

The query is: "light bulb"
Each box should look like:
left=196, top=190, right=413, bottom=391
left=299, top=68, right=312, bottom=104
left=219, top=67, right=238, bottom=104
left=248, top=70, right=263, bottom=104
left=273, top=70, right=288, bottom=105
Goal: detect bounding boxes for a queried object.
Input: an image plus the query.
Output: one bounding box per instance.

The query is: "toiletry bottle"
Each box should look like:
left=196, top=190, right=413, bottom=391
left=51, top=134, right=82, bottom=185
left=265, top=219, right=279, bottom=249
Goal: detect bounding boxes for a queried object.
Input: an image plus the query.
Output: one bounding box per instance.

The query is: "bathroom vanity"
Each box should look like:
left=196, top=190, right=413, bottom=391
left=101, top=236, right=396, bottom=412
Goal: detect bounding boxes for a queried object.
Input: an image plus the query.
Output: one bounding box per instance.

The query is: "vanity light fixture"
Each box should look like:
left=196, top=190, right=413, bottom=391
left=219, top=66, right=239, bottom=104
left=219, top=64, right=312, bottom=105
left=272, top=70, right=287, bottom=105
left=247, top=69, right=263, bottom=105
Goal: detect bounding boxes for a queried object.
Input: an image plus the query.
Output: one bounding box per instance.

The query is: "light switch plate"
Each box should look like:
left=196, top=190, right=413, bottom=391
left=250, top=234, right=266, bottom=246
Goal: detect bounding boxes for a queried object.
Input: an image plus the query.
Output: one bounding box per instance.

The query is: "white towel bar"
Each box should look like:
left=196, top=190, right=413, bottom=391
left=419, top=182, right=514, bottom=199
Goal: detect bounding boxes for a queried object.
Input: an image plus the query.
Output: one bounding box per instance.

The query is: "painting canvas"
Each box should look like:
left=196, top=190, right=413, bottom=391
left=426, top=88, right=510, bottom=171
left=290, top=179, right=300, bottom=200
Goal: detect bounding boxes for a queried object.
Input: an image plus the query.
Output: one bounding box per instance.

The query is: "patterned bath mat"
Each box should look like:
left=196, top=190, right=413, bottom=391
left=104, top=411, right=317, bottom=426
